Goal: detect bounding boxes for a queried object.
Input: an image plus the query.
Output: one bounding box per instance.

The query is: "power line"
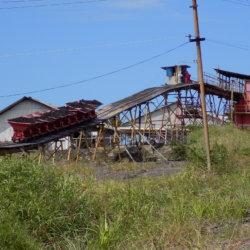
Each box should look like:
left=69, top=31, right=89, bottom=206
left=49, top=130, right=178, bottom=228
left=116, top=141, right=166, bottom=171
left=0, top=36, right=180, bottom=58
left=2, top=38, right=248, bottom=60
left=0, top=42, right=189, bottom=98
left=0, top=0, right=48, bottom=3
left=207, top=38, right=250, bottom=51
left=221, top=0, right=250, bottom=6
left=0, top=0, right=106, bottom=10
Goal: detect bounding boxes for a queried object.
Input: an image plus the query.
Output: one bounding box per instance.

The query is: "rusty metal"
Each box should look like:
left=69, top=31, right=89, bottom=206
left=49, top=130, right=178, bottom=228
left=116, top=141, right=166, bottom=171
left=8, top=99, right=102, bottom=142
left=0, top=74, right=247, bottom=163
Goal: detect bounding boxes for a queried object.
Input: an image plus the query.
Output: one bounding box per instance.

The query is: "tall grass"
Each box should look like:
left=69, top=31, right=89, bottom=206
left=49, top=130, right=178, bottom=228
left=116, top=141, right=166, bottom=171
left=172, top=125, right=250, bottom=173
left=0, top=126, right=249, bottom=249
left=0, top=157, right=92, bottom=249
left=85, top=170, right=250, bottom=249
left=0, top=156, right=249, bottom=249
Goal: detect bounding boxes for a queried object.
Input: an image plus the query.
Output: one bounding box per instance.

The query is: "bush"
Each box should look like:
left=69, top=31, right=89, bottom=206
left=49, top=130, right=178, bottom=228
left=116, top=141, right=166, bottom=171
left=184, top=125, right=250, bottom=173
left=0, top=211, right=38, bottom=250
left=169, top=141, right=187, bottom=161
left=0, top=157, right=91, bottom=248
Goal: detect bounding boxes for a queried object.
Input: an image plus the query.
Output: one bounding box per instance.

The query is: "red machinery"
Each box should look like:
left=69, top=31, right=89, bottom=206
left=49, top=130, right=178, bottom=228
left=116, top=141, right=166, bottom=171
left=8, top=99, right=102, bottom=142
left=234, top=81, right=250, bottom=127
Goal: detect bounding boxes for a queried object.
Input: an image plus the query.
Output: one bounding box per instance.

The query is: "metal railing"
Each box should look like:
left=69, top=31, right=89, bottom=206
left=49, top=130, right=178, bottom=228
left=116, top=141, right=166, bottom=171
left=203, top=72, right=244, bottom=94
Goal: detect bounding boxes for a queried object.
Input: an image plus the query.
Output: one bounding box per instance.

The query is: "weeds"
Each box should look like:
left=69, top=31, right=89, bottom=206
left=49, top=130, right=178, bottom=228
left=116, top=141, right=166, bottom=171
left=0, top=157, right=91, bottom=248
left=171, top=125, right=250, bottom=173
left=0, top=125, right=249, bottom=249
left=0, top=156, right=249, bottom=249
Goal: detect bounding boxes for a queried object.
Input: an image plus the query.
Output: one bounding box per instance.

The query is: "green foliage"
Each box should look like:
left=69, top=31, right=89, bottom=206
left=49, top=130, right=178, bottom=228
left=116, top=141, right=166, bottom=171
left=239, top=147, right=250, bottom=156
left=83, top=169, right=250, bottom=249
left=0, top=139, right=250, bottom=250
left=0, top=157, right=90, bottom=248
left=174, top=125, right=250, bottom=173
left=185, top=142, right=234, bottom=174
left=0, top=211, right=38, bottom=250
left=169, top=141, right=187, bottom=161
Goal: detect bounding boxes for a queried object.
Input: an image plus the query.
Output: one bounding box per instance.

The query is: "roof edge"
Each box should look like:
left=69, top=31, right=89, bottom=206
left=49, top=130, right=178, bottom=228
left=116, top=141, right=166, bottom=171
left=214, top=68, right=250, bottom=80
left=0, top=96, right=56, bottom=115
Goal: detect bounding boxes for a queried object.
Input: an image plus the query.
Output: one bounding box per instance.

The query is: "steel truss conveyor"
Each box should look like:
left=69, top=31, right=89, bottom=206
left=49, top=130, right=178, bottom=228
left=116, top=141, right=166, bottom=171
left=0, top=81, right=244, bottom=159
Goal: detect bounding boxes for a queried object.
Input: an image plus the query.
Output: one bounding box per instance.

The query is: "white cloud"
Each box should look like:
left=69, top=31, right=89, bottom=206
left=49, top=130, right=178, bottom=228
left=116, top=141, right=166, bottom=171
left=112, top=0, right=162, bottom=9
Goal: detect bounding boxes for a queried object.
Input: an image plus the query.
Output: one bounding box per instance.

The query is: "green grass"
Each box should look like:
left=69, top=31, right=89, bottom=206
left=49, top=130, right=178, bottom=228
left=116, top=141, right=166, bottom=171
left=85, top=170, right=250, bottom=249
left=0, top=157, right=92, bottom=249
left=0, top=158, right=249, bottom=249
left=172, top=125, right=250, bottom=173
left=0, top=125, right=249, bottom=249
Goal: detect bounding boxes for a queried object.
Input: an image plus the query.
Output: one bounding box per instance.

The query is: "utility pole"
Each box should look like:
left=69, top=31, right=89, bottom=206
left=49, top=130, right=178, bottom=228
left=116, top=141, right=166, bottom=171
left=190, top=0, right=211, bottom=171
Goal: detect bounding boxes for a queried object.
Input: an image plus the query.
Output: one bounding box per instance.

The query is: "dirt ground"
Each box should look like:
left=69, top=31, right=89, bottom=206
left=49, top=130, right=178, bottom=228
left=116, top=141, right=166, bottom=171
left=78, top=161, right=186, bottom=181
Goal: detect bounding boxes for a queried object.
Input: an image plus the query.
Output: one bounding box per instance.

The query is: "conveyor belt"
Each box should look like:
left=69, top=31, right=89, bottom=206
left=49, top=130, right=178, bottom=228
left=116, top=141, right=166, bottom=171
left=0, top=119, right=101, bottom=154
left=0, top=82, right=243, bottom=155
left=97, top=82, right=242, bottom=120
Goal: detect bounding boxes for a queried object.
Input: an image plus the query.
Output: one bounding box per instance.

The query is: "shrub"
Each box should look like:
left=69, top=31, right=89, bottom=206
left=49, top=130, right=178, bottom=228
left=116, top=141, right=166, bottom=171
left=0, top=157, right=91, bottom=248
left=169, top=141, right=187, bottom=161
left=0, top=211, right=38, bottom=250
left=184, top=125, right=250, bottom=173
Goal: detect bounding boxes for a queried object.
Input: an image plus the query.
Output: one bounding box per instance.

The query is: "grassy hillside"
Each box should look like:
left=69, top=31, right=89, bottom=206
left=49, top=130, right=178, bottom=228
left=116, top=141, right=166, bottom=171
left=173, top=125, right=250, bottom=172
left=0, top=125, right=249, bottom=249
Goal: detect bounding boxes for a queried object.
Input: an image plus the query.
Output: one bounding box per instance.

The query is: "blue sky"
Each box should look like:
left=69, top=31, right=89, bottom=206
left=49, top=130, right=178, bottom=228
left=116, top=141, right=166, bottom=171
left=0, top=0, right=249, bottom=109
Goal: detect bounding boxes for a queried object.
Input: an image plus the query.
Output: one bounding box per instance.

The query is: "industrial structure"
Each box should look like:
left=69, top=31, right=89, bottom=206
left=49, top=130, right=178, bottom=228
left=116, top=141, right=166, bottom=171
left=0, top=65, right=249, bottom=163
left=8, top=99, right=101, bottom=142
left=0, top=97, right=55, bottom=142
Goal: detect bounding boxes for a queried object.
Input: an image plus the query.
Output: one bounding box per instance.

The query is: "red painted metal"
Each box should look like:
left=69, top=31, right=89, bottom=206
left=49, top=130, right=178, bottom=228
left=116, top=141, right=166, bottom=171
left=8, top=99, right=102, bottom=142
left=234, top=81, right=250, bottom=127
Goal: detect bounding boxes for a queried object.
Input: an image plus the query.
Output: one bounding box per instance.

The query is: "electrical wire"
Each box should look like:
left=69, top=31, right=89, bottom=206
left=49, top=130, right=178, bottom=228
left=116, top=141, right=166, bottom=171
left=221, top=0, right=250, bottom=6
left=0, top=42, right=189, bottom=98
left=0, top=0, right=106, bottom=10
left=0, top=36, right=180, bottom=58
left=0, top=0, right=48, bottom=3
left=207, top=39, right=250, bottom=51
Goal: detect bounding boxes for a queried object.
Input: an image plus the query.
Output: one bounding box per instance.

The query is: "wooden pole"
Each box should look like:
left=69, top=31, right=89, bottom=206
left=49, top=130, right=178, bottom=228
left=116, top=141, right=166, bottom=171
left=138, top=105, right=142, bottom=145
left=114, top=118, right=121, bottom=161
left=52, top=141, right=57, bottom=165
left=190, top=0, right=211, bottom=171
left=92, top=126, right=103, bottom=161
left=231, top=81, right=234, bottom=121
left=76, top=131, right=83, bottom=163
left=38, top=144, right=45, bottom=164
left=67, top=135, right=73, bottom=161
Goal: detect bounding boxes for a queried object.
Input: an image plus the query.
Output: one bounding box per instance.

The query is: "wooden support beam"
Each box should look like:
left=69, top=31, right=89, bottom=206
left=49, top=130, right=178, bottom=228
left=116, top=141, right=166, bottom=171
left=52, top=141, right=57, bottom=165
left=92, top=125, right=104, bottom=161
left=122, top=112, right=168, bottom=161
left=38, top=144, right=45, bottom=164
left=67, top=135, right=74, bottom=161
left=76, top=131, right=83, bottom=164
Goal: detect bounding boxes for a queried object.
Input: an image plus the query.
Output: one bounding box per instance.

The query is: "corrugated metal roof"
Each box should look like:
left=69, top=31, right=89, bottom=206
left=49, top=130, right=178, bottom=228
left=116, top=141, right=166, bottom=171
left=97, top=82, right=243, bottom=121
left=97, top=83, right=199, bottom=120
left=214, top=69, right=250, bottom=80
left=161, top=65, right=190, bottom=70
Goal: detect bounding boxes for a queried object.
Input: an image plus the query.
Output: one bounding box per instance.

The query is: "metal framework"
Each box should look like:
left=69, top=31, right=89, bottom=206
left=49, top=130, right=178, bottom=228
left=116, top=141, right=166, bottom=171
left=91, top=78, right=243, bottom=161
left=0, top=78, right=244, bottom=163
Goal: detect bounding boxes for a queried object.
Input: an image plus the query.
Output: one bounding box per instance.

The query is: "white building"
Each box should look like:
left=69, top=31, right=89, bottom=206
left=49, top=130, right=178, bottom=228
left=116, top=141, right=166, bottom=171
left=0, top=96, right=55, bottom=142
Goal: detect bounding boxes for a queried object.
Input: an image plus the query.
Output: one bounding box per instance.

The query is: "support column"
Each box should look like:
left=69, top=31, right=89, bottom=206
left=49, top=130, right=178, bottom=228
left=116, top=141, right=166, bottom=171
left=76, top=131, right=83, bottom=164
left=190, top=0, right=211, bottom=171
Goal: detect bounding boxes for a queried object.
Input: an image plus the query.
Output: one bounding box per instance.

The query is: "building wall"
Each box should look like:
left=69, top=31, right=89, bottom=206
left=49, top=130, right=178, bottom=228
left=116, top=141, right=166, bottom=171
left=137, top=104, right=181, bottom=129
left=0, top=100, right=52, bottom=142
